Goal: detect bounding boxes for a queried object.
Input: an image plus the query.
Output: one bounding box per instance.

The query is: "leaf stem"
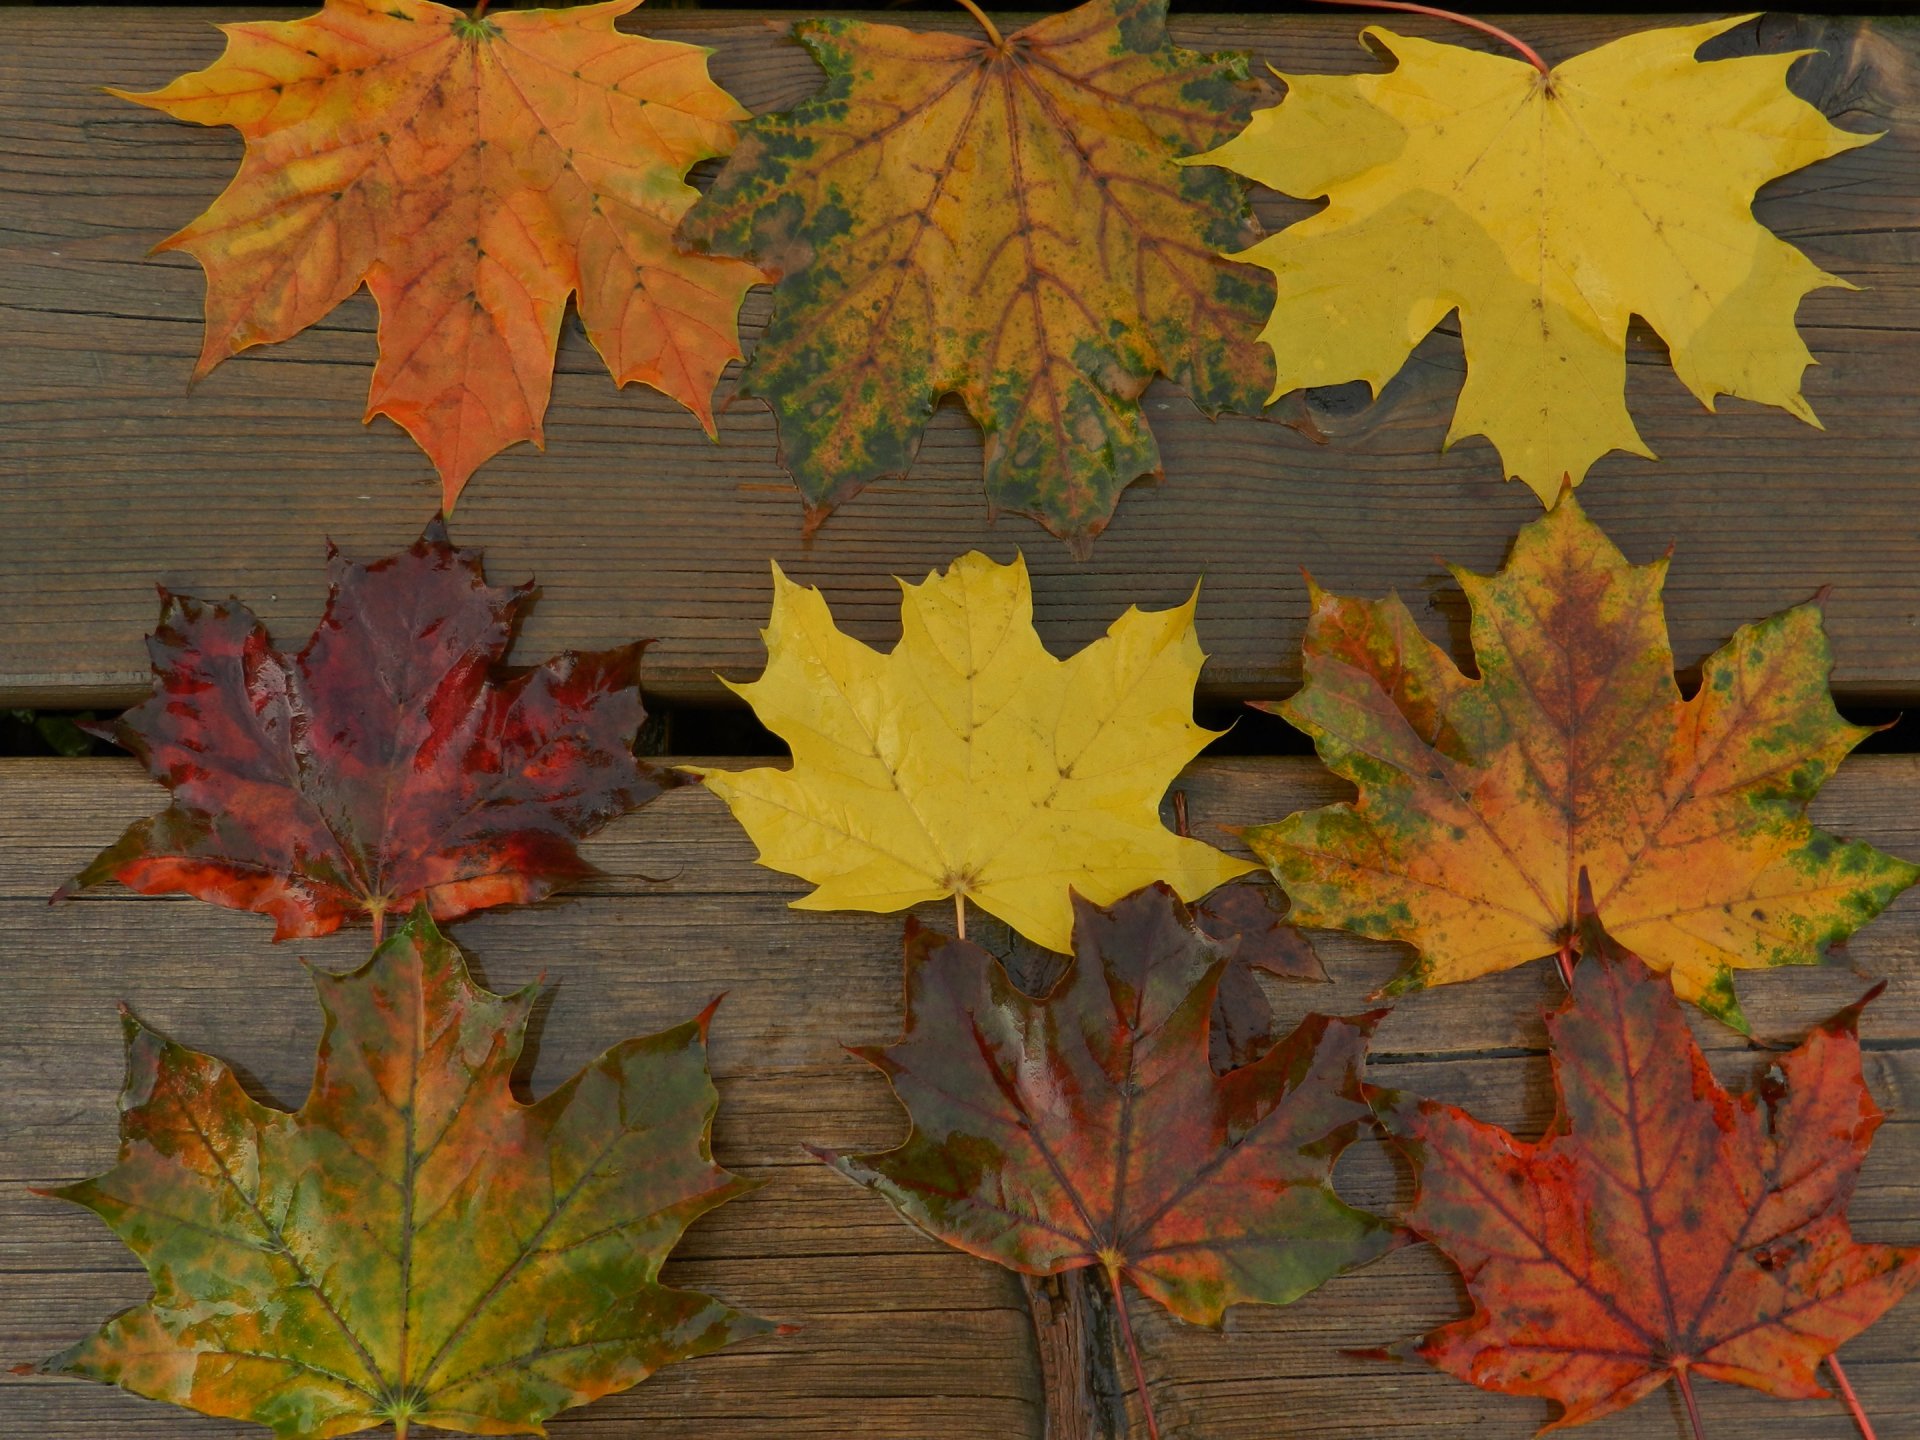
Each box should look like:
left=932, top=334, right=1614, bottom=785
left=953, top=0, right=1006, bottom=50
left=1674, top=1365, right=1707, bottom=1440
left=1105, top=1262, right=1161, bottom=1440
left=1554, top=937, right=1576, bottom=990
left=370, top=907, right=386, bottom=946
left=471, top=0, right=489, bottom=19
left=1828, top=1354, right=1877, bottom=1440
left=1296, top=0, right=1550, bottom=76
left=954, top=892, right=967, bottom=940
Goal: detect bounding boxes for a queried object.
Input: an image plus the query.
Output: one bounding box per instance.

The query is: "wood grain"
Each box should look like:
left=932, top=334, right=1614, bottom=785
left=3, top=11, right=1919, bottom=708
left=4, top=754, right=1916, bottom=1438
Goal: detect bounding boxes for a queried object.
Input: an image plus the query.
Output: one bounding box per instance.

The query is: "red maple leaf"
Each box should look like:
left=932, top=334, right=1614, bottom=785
left=1375, top=880, right=1920, bottom=1436
left=61, top=520, right=675, bottom=938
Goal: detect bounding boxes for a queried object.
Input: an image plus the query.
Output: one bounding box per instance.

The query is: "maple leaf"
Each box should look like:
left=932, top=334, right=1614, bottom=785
left=1187, top=15, right=1877, bottom=501
left=114, top=0, right=767, bottom=505
left=1191, top=876, right=1327, bottom=985
left=1373, top=886, right=1920, bottom=1435
left=1243, top=495, right=1916, bottom=1029
left=39, top=908, right=774, bottom=1437
left=820, top=882, right=1392, bottom=1358
left=61, top=520, right=675, bottom=939
left=1192, top=878, right=1328, bottom=1072
left=678, top=0, right=1274, bottom=551
left=1000, top=876, right=1327, bottom=1076
left=690, top=551, right=1254, bottom=954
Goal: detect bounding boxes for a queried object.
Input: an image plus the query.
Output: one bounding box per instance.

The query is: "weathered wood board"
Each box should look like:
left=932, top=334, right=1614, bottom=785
left=2, top=10, right=1919, bottom=708
left=5, top=4, right=1920, bottom=1436
left=4, top=755, right=1917, bottom=1438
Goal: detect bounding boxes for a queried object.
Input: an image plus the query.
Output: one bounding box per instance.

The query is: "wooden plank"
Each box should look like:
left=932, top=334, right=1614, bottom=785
left=4, top=11, right=1920, bottom=708
left=3, top=754, right=1916, bottom=1437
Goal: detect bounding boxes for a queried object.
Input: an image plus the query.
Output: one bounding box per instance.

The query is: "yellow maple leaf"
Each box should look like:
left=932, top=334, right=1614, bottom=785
left=691, top=553, right=1253, bottom=951
left=1186, top=15, right=1877, bottom=501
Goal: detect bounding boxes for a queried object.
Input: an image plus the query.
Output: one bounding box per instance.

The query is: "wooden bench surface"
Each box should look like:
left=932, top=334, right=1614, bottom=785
left=2, top=9, right=1919, bottom=708
left=3, top=6, right=1920, bottom=1438
left=3, top=757, right=1918, bottom=1438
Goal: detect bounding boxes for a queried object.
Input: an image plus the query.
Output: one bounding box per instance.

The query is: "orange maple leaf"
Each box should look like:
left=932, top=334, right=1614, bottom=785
left=1245, top=496, right=1916, bottom=1029
left=115, top=0, right=767, bottom=504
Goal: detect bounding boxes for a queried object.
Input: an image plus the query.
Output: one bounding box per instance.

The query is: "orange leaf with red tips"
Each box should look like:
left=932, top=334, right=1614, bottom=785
left=60, top=520, right=675, bottom=939
left=1373, top=889, right=1920, bottom=1435
left=114, top=0, right=765, bottom=503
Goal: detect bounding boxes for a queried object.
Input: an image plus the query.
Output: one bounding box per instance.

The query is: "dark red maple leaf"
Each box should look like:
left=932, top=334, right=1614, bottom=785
left=1191, top=878, right=1328, bottom=1072
left=999, top=877, right=1326, bottom=1077
left=818, top=883, right=1392, bottom=1433
left=60, top=520, right=675, bottom=939
left=1374, top=881, right=1920, bottom=1436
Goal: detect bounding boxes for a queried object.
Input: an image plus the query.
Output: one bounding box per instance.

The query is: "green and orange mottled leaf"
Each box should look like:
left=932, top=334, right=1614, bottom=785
left=115, top=0, right=766, bottom=504
left=1243, top=495, right=1916, bottom=1029
left=59, top=520, right=676, bottom=940
left=40, top=909, right=774, bottom=1437
left=1374, top=891, right=1920, bottom=1432
left=818, top=883, right=1393, bottom=1328
left=678, top=0, right=1275, bottom=551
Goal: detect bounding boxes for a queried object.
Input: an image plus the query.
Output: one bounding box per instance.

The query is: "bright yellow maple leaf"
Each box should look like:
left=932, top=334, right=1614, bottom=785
left=1243, top=496, right=1916, bottom=1030
left=691, top=553, right=1253, bottom=952
left=1187, top=15, right=1877, bottom=501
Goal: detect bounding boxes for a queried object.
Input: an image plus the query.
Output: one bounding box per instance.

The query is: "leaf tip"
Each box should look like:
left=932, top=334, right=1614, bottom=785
left=1825, top=978, right=1887, bottom=1038
left=1352, top=1005, right=1394, bottom=1037
left=695, top=992, right=728, bottom=1033
left=1574, top=866, right=1598, bottom=925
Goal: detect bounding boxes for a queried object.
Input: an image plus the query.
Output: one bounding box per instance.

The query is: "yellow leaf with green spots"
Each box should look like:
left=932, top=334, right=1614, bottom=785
left=1187, top=15, right=1877, bottom=502
left=40, top=911, right=773, bottom=1436
left=1243, top=496, right=1915, bottom=1030
left=678, top=0, right=1275, bottom=553
left=691, top=551, right=1254, bottom=953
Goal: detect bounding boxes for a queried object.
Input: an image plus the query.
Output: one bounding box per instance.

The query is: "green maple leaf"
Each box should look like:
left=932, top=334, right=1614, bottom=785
left=40, top=910, right=774, bottom=1437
